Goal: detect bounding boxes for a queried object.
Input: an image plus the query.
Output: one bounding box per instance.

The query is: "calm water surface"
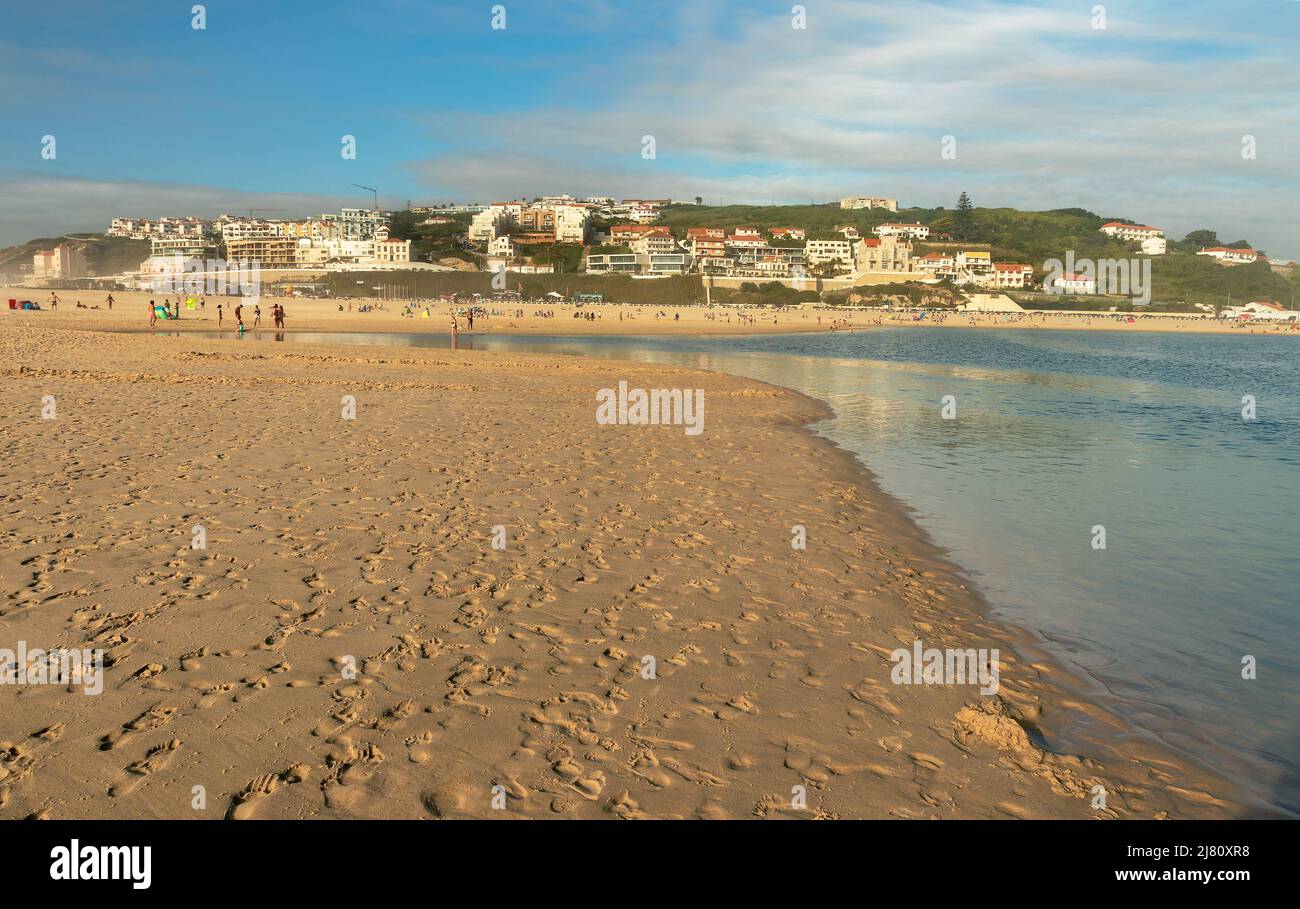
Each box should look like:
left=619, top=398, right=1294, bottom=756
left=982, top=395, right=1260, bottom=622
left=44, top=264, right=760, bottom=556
left=166, top=326, right=1300, bottom=814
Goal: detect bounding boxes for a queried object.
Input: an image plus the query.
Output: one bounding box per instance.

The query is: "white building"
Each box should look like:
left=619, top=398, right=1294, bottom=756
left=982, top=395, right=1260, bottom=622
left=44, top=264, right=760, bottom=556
left=804, top=239, right=855, bottom=270
left=1099, top=222, right=1164, bottom=242
left=956, top=250, right=992, bottom=273
left=1198, top=246, right=1259, bottom=265
left=469, top=204, right=519, bottom=242
left=840, top=196, right=898, bottom=212
left=554, top=205, right=591, bottom=243
left=372, top=237, right=412, bottom=264
left=323, top=208, right=390, bottom=241
left=874, top=222, right=930, bottom=240
left=1140, top=236, right=1168, bottom=256
left=221, top=220, right=280, bottom=243
left=991, top=263, right=1034, bottom=288
left=1044, top=272, right=1097, bottom=294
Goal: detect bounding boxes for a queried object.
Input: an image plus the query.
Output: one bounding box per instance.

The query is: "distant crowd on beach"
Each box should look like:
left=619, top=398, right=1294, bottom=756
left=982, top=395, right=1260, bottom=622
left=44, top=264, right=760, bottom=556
left=137, top=294, right=288, bottom=331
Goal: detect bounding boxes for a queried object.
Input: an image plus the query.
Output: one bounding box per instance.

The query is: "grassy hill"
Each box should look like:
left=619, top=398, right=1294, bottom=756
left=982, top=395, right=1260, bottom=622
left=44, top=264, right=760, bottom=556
left=0, top=234, right=149, bottom=277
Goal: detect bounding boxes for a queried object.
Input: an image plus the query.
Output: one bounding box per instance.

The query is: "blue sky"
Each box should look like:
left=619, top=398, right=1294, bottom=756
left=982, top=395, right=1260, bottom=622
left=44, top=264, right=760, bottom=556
left=1, top=0, right=1297, bottom=256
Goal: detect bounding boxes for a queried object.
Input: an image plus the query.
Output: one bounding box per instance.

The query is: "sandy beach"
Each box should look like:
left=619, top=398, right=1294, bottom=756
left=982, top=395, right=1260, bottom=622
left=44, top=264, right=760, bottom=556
left=0, top=315, right=1244, bottom=820
left=8, top=285, right=1298, bottom=337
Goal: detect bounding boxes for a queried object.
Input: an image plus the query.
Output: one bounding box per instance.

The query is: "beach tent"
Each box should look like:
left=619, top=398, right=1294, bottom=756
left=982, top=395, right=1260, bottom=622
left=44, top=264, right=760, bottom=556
left=186, top=297, right=198, bottom=310
left=154, top=304, right=171, bottom=319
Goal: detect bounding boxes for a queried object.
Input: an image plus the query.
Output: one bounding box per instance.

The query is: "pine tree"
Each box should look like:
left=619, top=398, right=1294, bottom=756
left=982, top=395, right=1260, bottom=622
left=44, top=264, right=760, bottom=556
left=954, top=192, right=974, bottom=241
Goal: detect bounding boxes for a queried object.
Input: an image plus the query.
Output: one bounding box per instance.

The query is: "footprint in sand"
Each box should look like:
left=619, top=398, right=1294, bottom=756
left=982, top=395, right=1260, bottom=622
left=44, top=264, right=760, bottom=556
left=109, top=739, right=182, bottom=797
left=225, top=764, right=310, bottom=819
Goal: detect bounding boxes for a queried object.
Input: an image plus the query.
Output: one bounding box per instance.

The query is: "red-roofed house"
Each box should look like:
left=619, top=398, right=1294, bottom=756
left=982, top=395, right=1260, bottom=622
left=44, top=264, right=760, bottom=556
left=769, top=227, right=806, bottom=240
left=992, top=262, right=1034, bottom=288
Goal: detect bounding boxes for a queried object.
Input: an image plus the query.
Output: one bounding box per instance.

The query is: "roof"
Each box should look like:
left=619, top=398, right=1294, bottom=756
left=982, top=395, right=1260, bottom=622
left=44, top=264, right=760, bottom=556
left=993, top=262, right=1032, bottom=271
left=1102, top=221, right=1160, bottom=231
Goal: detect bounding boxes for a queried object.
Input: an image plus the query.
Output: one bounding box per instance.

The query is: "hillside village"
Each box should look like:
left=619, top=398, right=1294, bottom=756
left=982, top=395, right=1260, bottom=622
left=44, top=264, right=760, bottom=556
left=5, top=193, right=1298, bottom=314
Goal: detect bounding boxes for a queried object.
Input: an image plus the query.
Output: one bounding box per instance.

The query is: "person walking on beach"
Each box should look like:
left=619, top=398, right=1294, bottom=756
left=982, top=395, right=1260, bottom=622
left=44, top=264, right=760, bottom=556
left=148, top=300, right=156, bottom=327
left=106, top=293, right=114, bottom=311
left=217, top=303, right=223, bottom=327
left=254, top=305, right=261, bottom=328
left=450, top=312, right=458, bottom=350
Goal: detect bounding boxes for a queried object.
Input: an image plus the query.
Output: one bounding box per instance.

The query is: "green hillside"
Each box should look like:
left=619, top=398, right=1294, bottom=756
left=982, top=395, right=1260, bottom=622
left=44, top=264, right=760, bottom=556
left=655, top=201, right=1294, bottom=308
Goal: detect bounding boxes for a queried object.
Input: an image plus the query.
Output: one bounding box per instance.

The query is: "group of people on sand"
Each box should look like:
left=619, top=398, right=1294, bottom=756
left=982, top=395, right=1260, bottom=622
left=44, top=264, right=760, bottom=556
left=142, top=296, right=285, bottom=331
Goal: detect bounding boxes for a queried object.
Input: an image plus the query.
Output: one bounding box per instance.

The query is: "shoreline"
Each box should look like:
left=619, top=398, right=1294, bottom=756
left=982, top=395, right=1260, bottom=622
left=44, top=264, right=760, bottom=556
left=8, top=286, right=1300, bottom=338
left=0, top=321, right=1253, bottom=818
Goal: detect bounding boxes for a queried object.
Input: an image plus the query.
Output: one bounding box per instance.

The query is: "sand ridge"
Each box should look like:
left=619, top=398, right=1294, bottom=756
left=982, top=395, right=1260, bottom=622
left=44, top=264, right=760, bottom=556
left=0, top=322, right=1239, bottom=819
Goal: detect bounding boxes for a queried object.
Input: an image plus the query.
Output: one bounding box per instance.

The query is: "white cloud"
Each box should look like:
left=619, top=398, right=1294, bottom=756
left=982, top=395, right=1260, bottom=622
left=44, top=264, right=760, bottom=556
left=408, top=0, right=1300, bottom=255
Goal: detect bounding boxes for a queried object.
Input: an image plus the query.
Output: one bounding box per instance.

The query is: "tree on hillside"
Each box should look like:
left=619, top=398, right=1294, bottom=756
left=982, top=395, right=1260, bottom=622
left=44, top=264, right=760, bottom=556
left=954, top=192, right=975, bottom=241
left=1183, top=229, right=1219, bottom=248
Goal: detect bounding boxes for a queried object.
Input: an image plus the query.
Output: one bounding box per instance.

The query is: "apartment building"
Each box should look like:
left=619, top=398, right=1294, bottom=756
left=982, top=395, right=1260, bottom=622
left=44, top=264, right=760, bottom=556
left=629, top=228, right=678, bottom=256
left=690, top=236, right=727, bottom=259
left=323, top=208, right=390, bottom=241
left=471, top=202, right=589, bottom=243
left=469, top=203, right=520, bottom=241
left=585, top=252, right=640, bottom=273
left=839, top=196, right=898, bottom=212
left=278, top=219, right=332, bottom=241
left=956, top=250, right=992, bottom=272
left=32, top=244, right=88, bottom=279
left=221, top=220, right=281, bottom=243
left=855, top=236, right=913, bottom=273
left=804, top=239, right=855, bottom=269
left=372, top=237, right=412, bottom=264
left=554, top=205, right=591, bottom=243
left=107, top=216, right=207, bottom=239
left=991, top=263, right=1034, bottom=288
left=875, top=222, right=930, bottom=240
left=1099, top=222, right=1163, bottom=242
left=224, top=237, right=299, bottom=268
